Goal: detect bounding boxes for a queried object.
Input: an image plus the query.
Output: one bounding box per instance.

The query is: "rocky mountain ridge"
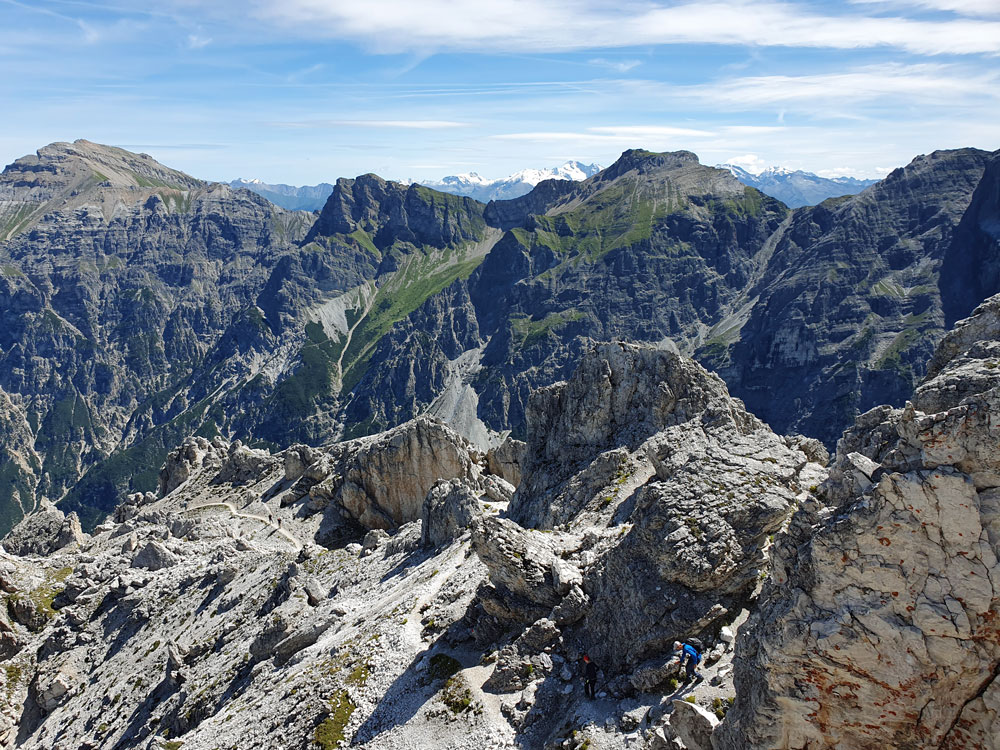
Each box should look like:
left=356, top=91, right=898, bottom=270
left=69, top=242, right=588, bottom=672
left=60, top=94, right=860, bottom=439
left=0, top=339, right=823, bottom=750
left=356, top=145, right=1000, bottom=451
left=4, top=288, right=1000, bottom=748
left=0, top=141, right=497, bottom=533
left=1, top=139, right=998, bottom=541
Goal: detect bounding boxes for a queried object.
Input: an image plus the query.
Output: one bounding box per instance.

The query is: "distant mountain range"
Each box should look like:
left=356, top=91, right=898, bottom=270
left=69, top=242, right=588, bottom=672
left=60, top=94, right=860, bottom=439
left=228, top=162, right=603, bottom=210
left=6, top=139, right=998, bottom=541
left=419, top=161, right=603, bottom=202
left=228, top=178, right=335, bottom=211
left=718, top=164, right=879, bottom=208
left=231, top=162, right=878, bottom=212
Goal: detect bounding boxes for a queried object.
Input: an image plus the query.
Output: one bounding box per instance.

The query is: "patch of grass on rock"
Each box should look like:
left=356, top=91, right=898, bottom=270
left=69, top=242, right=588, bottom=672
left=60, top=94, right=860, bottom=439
left=441, top=676, right=479, bottom=715
left=314, top=690, right=356, bottom=749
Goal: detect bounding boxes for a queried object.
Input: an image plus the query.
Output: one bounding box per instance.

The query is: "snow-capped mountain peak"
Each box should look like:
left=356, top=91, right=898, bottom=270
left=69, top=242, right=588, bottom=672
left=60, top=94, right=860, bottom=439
left=421, top=161, right=602, bottom=202
left=716, top=163, right=878, bottom=208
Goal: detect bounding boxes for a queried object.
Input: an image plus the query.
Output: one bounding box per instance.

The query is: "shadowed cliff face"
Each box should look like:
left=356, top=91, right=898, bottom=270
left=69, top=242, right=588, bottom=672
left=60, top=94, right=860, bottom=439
left=940, top=151, right=1000, bottom=327
left=718, top=147, right=995, bottom=446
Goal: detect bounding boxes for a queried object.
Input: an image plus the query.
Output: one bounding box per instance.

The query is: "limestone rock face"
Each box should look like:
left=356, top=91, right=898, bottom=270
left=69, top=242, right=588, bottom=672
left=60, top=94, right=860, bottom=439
left=473, top=342, right=821, bottom=675
left=2, top=502, right=86, bottom=556
left=583, top=427, right=802, bottom=669
left=329, top=416, right=481, bottom=530
left=670, top=698, right=719, bottom=750
left=716, top=293, right=1000, bottom=750
left=511, top=341, right=763, bottom=530
left=472, top=516, right=569, bottom=623
left=159, top=437, right=222, bottom=497
left=421, top=479, right=483, bottom=547
left=486, top=437, right=525, bottom=487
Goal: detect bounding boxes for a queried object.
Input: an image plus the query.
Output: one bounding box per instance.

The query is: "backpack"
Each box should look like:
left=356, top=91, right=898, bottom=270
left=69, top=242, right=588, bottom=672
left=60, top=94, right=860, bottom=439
left=684, top=638, right=704, bottom=655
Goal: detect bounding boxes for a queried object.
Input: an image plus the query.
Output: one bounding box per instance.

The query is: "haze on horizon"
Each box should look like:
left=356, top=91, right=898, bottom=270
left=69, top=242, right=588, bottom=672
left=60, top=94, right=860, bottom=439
left=0, top=0, right=998, bottom=186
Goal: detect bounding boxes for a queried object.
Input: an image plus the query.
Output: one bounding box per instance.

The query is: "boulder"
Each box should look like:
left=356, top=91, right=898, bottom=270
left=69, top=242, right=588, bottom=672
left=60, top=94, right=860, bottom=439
left=421, top=479, right=482, bottom=547
left=361, top=528, right=389, bottom=554
left=486, top=437, right=525, bottom=487
left=159, top=436, right=218, bottom=496
left=283, top=444, right=317, bottom=482
left=668, top=699, right=718, bottom=750
left=38, top=672, right=74, bottom=712
left=333, top=416, right=481, bottom=530
left=482, top=474, right=515, bottom=505
left=8, top=596, right=48, bottom=632
left=131, top=541, right=179, bottom=571
left=214, top=444, right=279, bottom=486
left=472, top=516, right=566, bottom=623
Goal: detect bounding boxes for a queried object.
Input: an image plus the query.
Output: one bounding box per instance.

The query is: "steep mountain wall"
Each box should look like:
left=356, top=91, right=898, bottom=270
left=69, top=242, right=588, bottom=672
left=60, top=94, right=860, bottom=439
left=716, top=293, right=1000, bottom=750
left=0, top=143, right=497, bottom=534
left=353, top=146, right=1000, bottom=452
left=2, top=140, right=998, bottom=538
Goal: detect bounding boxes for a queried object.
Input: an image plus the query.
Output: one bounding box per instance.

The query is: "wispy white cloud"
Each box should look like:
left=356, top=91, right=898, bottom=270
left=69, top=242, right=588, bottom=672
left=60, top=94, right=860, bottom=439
left=115, top=143, right=228, bottom=150
left=679, top=63, right=1000, bottom=109
left=718, top=125, right=787, bottom=134
left=187, top=33, right=211, bottom=49
left=588, top=58, right=642, bottom=73
left=588, top=125, right=716, bottom=137
left=248, top=0, right=1000, bottom=56
left=849, top=0, right=1000, bottom=17
left=268, top=119, right=470, bottom=129
left=492, top=124, right=716, bottom=147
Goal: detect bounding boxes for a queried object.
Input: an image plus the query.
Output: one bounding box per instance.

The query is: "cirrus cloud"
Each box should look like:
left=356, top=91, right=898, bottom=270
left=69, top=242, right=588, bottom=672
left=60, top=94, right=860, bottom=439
left=248, top=0, right=1000, bottom=56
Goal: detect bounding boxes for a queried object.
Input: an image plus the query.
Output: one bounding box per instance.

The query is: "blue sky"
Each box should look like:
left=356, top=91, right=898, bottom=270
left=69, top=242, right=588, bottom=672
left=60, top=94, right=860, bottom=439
left=1, top=0, right=997, bottom=184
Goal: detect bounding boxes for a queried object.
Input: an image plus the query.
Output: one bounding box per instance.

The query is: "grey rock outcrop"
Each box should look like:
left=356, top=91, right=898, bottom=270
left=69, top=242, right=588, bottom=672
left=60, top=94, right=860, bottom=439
left=669, top=698, right=719, bottom=750
left=159, top=437, right=222, bottom=497
left=716, top=293, right=1000, bottom=750
left=421, top=479, right=483, bottom=547
left=512, top=341, right=763, bottom=529
left=131, top=541, right=179, bottom=571
left=473, top=516, right=571, bottom=624
left=486, top=437, right=525, bottom=487
left=2, top=502, right=86, bottom=556
left=321, top=416, right=482, bottom=530
left=474, top=342, right=823, bottom=675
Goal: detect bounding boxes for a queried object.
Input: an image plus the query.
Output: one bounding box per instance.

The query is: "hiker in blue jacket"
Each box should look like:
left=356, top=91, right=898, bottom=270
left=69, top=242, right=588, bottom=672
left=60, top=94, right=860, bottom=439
left=673, top=640, right=703, bottom=684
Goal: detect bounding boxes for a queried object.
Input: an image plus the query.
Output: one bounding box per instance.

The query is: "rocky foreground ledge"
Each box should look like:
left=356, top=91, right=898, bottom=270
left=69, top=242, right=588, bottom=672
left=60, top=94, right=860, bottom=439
left=716, top=295, right=1000, bottom=750
left=0, top=300, right=999, bottom=749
